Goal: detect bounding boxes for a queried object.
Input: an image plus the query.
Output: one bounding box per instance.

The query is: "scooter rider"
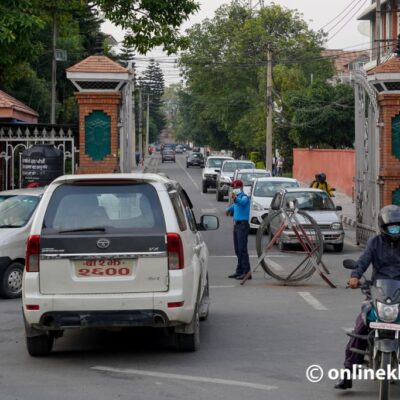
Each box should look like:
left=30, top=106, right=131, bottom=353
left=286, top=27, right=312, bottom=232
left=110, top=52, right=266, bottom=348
left=310, top=173, right=335, bottom=197
left=335, top=204, right=400, bottom=390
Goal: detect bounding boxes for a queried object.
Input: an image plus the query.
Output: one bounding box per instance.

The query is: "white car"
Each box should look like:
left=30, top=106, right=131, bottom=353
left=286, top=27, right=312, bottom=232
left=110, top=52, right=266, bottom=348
left=0, top=187, right=45, bottom=298
left=215, top=160, right=255, bottom=201
left=228, top=169, right=271, bottom=199
left=201, top=155, right=233, bottom=193
left=22, top=173, right=219, bottom=356
left=249, top=177, right=299, bottom=230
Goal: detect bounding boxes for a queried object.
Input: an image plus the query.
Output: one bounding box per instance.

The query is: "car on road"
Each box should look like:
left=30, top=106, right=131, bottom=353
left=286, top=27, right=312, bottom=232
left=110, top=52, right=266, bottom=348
left=268, top=188, right=344, bottom=252
left=161, top=149, right=176, bottom=163
left=249, top=177, right=299, bottom=231
left=228, top=169, right=271, bottom=199
left=0, top=187, right=45, bottom=299
left=215, top=160, right=255, bottom=201
left=186, top=152, right=204, bottom=168
left=201, top=155, right=233, bottom=193
left=22, top=173, right=219, bottom=356
left=175, top=145, right=184, bottom=153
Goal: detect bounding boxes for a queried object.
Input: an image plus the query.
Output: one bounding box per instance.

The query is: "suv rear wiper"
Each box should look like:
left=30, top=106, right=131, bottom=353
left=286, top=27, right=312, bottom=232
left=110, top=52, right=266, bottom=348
left=0, top=224, right=23, bottom=228
left=58, top=227, right=106, bottom=233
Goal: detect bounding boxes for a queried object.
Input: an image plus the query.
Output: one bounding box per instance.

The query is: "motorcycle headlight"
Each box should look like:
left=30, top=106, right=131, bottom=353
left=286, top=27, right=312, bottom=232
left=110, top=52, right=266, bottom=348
left=376, top=301, right=400, bottom=323
left=251, top=201, right=264, bottom=211
left=220, top=176, right=231, bottom=184
left=331, top=222, right=343, bottom=230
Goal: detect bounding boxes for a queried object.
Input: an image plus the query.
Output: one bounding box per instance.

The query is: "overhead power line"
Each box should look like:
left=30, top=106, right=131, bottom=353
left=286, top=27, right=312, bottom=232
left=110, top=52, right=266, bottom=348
left=319, top=0, right=361, bottom=31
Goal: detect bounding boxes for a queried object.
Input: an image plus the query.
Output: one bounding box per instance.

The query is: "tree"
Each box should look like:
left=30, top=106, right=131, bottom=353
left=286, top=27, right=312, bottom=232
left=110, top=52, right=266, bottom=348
left=140, top=60, right=165, bottom=140
left=177, top=2, right=345, bottom=162
left=118, top=31, right=135, bottom=67
left=92, top=0, right=199, bottom=54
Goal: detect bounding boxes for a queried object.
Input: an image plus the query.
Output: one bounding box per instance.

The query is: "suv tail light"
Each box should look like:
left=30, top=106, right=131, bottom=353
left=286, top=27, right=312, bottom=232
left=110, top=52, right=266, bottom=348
left=26, top=235, right=41, bottom=272
left=167, top=233, right=184, bottom=270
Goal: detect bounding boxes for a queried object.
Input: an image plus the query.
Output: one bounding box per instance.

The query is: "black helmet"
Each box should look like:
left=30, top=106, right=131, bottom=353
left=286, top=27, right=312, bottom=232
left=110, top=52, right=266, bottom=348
left=378, top=205, right=400, bottom=240
left=319, top=173, right=326, bottom=182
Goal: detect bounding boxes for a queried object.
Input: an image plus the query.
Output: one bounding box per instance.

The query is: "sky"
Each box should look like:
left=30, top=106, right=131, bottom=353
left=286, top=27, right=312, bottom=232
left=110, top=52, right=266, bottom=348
left=102, top=0, right=371, bottom=83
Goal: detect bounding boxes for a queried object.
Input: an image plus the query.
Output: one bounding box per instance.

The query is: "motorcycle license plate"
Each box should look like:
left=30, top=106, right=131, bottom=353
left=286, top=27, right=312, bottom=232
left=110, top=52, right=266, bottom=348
left=369, top=322, right=400, bottom=331
left=74, top=259, right=133, bottom=278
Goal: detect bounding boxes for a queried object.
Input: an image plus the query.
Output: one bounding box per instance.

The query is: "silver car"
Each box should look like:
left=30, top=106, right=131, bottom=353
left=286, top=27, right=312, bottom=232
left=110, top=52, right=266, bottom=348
left=268, top=188, right=345, bottom=252
left=0, top=187, right=45, bottom=298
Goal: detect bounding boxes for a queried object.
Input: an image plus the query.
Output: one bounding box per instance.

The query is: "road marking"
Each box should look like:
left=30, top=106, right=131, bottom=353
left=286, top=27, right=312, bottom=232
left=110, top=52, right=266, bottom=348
left=201, top=208, right=218, bottom=214
left=297, top=292, right=328, bottom=311
left=176, top=158, right=199, bottom=190
left=91, top=366, right=278, bottom=391
left=210, top=285, right=236, bottom=289
left=210, top=255, right=290, bottom=258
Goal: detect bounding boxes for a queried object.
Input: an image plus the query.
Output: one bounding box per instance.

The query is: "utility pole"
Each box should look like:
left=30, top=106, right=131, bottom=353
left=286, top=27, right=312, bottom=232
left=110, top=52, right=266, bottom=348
left=50, top=13, right=57, bottom=124
left=145, top=93, right=150, bottom=158
left=266, top=44, right=273, bottom=172
left=376, top=0, right=381, bottom=65
left=138, top=87, right=143, bottom=165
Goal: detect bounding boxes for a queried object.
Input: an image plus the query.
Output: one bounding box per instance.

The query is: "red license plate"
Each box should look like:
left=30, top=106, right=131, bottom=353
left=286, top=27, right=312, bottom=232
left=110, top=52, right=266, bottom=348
left=74, top=259, right=133, bottom=277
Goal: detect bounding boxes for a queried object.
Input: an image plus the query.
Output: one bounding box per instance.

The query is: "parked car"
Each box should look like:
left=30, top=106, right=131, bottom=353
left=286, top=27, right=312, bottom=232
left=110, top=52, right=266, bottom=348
left=228, top=169, right=271, bottom=198
left=175, top=145, right=184, bottom=154
left=161, top=149, right=176, bottom=163
left=0, top=187, right=45, bottom=299
left=249, top=177, right=299, bottom=231
left=215, top=160, right=255, bottom=201
left=201, top=155, right=233, bottom=193
left=186, top=152, right=204, bottom=168
left=268, top=188, right=344, bottom=252
left=22, top=173, right=219, bottom=356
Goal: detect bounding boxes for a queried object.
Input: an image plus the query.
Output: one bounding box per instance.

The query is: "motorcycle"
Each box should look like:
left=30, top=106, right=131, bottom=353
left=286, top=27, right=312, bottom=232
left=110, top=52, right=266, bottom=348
left=344, top=259, right=400, bottom=400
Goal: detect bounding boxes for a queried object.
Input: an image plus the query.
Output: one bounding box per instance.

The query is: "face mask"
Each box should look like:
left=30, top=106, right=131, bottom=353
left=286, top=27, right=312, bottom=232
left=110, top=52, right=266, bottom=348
left=387, top=225, right=400, bottom=235
left=233, top=188, right=241, bottom=195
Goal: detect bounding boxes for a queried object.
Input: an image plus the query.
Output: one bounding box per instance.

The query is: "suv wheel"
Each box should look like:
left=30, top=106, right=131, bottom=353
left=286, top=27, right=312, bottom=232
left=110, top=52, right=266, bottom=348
left=0, top=262, right=24, bottom=298
left=216, top=187, right=224, bottom=202
left=175, top=306, right=200, bottom=352
left=202, top=181, right=208, bottom=194
left=26, top=333, right=54, bottom=357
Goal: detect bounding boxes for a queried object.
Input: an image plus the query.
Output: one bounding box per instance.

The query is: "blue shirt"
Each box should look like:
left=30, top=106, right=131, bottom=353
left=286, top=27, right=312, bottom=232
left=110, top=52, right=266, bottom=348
left=351, top=234, right=400, bottom=280
left=226, top=191, right=250, bottom=221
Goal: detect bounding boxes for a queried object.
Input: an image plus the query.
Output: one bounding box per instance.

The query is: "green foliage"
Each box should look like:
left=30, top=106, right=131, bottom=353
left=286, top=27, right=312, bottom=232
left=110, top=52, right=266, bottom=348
left=176, top=2, right=352, bottom=167
left=93, top=0, right=199, bottom=54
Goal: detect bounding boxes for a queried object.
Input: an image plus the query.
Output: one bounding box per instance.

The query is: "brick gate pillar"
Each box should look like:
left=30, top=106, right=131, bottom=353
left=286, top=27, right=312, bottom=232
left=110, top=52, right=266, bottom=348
left=368, top=56, right=400, bottom=206
left=66, top=56, right=129, bottom=174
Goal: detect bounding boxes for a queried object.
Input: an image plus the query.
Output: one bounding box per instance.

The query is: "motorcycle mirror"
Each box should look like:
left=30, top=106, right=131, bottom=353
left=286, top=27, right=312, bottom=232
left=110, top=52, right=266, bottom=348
left=343, top=259, right=357, bottom=270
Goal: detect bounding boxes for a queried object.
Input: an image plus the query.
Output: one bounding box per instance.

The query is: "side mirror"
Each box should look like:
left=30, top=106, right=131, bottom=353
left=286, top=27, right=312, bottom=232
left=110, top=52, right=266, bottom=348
left=343, top=259, right=357, bottom=270
left=197, top=215, right=219, bottom=231
left=215, top=169, right=220, bottom=173
left=336, top=205, right=342, bottom=211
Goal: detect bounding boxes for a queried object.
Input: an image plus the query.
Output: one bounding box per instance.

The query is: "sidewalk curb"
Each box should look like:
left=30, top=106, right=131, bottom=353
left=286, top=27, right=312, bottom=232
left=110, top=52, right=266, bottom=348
left=341, top=215, right=356, bottom=228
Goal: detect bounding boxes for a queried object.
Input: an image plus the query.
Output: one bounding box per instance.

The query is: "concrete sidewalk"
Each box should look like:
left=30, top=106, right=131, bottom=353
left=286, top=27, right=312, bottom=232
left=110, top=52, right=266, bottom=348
left=299, top=181, right=356, bottom=228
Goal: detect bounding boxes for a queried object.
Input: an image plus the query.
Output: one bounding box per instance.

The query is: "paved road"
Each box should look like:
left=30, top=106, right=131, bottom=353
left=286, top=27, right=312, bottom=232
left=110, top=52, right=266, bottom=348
left=0, top=154, right=397, bottom=400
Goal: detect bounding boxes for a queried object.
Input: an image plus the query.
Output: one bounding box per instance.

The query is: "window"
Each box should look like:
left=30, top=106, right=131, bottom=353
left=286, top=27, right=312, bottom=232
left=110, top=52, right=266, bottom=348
left=0, top=195, right=39, bottom=227
left=170, top=193, right=187, bottom=231
left=179, top=190, right=197, bottom=232
left=43, top=183, right=166, bottom=233
left=254, top=181, right=299, bottom=197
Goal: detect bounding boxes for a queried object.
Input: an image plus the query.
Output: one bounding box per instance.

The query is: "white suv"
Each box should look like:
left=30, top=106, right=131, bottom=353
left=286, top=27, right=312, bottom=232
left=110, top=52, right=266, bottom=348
left=23, top=173, right=219, bottom=356
left=201, top=155, right=233, bottom=193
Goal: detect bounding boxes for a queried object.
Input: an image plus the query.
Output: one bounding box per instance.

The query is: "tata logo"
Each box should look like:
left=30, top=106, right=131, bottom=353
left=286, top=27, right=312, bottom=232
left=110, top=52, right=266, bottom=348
left=97, top=238, right=110, bottom=249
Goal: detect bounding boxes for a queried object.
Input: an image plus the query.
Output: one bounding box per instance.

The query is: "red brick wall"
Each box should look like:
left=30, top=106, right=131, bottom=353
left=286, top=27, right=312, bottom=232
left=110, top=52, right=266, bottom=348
left=293, top=148, right=355, bottom=196
left=75, top=92, right=120, bottom=174
left=378, top=93, right=400, bottom=206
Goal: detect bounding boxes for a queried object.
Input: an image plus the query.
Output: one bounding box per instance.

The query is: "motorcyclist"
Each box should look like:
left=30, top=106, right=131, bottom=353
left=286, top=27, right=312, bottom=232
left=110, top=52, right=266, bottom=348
left=310, top=172, right=335, bottom=197
left=335, top=204, right=400, bottom=390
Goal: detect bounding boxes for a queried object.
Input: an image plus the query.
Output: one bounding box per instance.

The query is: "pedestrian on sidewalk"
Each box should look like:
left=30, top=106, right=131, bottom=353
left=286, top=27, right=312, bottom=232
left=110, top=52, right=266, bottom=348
left=226, top=180, right=251, bottom=280
left=276, top=156, right=284, bottom=176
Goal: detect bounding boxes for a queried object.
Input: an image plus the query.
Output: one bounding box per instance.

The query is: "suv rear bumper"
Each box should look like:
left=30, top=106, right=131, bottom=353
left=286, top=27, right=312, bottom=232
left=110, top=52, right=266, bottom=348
left=32, top=309, right=171, bottom=331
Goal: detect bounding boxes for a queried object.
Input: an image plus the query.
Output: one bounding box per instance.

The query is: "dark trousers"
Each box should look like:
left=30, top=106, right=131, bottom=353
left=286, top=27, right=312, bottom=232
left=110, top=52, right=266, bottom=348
left=233, top=222, right=250, bottom=275
left=344, top=307, right=369, bottom=369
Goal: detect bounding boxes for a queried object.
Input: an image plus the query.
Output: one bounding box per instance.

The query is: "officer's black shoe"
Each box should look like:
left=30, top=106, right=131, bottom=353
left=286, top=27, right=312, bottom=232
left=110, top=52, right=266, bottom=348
left=334, top=378, right=352, bottom=390
left=228, top=273, right=239, bottom=278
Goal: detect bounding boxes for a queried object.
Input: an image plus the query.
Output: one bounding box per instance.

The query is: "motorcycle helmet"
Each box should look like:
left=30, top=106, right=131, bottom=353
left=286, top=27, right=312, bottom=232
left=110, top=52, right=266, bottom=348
left=378, top=205, right=400, bottom=241
left=318, top=173, right=326, bottom=183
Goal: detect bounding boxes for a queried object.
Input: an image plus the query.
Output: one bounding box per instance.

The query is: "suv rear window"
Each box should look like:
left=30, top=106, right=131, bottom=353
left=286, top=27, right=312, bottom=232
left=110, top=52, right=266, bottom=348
left=42, top=183, right=166, bottom=233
